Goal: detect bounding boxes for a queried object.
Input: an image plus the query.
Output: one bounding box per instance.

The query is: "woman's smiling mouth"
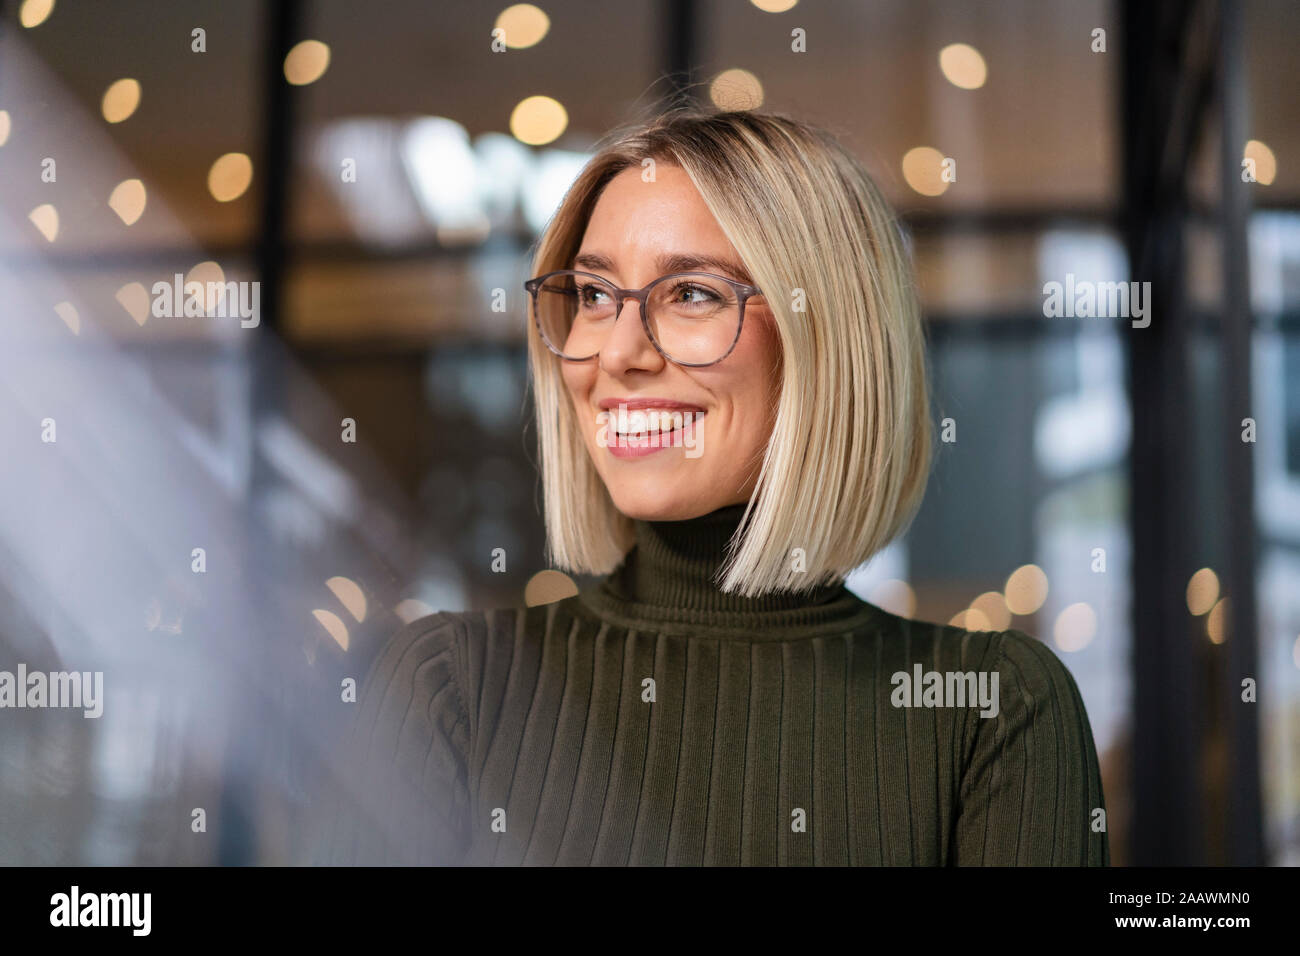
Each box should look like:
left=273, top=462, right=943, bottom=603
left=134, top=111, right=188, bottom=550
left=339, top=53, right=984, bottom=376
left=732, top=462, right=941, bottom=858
left=596, top=398, right=707, bottom=458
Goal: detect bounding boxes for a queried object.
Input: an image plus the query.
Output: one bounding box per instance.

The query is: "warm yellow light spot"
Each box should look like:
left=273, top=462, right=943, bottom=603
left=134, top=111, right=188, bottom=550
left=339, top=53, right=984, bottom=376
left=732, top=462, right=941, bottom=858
left=183, top=261, right=226, bottom=313
left=510, top=95, right=568, bottom=146
left=115, top=282, right=150, bottom=326
left=939, top=43, right=987, bottom=90
left=750, top=0, right=798, bottom=10
left=902, top=146, right=949, bottom=197
left=0, top=110, right=11, bottom=147
left=284, top=39, right=331, bottom=85
left=971, top=591, right=1011, bottom=631
left=208, top=152, right=253, bottom=202
left=312, top=608, right=349, bottom=651
left=108, top=178, right=146, bottom=225
left=395, top=598, right=436, bottom=624
left=326, top=575, right=367, bottom=623
left=28, top=204, right=58, bottom=242
left=1244, top=139, right=1277, bottom=185
left=525, top=570, right=578, bottom=606
left=186, top=260, right=225, bottom=286
left=495, top=4, right=550, bottom=48
left=101, top=78, right=141, bottom=124
left=1207, top=597, right=1228, bottom=644
left=19, top=0, right=55, bottom=28
left=53, top=301, right=79, bottom=335
left=1004, top=564, right=1048, bottom=616
left=1186, top=567, right=1220, bottom=616
left=1054, top=603, right=1096, bottom=652
left=950, top=608, right=992, bottom=631
left=709, top=68, right=764, bottom=110
left=869, top=579, right=916, bottom=618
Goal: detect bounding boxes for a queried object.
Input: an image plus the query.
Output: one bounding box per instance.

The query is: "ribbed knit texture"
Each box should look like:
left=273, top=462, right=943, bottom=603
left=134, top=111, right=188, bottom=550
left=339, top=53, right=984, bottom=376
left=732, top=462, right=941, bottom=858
left=320, top=505, right=1109, bottom=866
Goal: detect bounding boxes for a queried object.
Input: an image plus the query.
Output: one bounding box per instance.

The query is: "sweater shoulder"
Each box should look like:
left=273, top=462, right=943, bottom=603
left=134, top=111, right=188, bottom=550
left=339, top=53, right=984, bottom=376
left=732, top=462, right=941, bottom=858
left=852, top=605, right=1011, bottom=671
left=383, top=606, right=527, bottom=664
left=952, top=625, right=1099, bottom=775
left=986, top=627, right=1094, bottom=730
left=359, top=611, right=476, bottom=728
left=384, top=603, right=560, bottom=718
left=859, top=609, right=1089, bottom=712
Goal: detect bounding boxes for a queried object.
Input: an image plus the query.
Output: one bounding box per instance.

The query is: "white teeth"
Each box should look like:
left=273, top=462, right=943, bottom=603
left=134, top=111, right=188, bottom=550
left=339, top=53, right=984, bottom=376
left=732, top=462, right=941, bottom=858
left=612, top=409, right=687, bottom=434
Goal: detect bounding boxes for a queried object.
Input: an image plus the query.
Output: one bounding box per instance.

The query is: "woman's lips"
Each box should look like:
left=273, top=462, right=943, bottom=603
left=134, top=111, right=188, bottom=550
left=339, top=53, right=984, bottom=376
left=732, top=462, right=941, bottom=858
left=606, top=419, right=700, bottom=458
left=596, top=402, right=707, bottom=459
left=597, top=397, right=706, bottom=412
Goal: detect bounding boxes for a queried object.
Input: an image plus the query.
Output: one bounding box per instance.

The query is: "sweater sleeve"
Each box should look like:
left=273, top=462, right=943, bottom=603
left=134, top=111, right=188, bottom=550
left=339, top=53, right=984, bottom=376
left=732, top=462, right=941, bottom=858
left=315, top=613, right=473, bottom=865
left=953, top=629, right=1110, bottom=866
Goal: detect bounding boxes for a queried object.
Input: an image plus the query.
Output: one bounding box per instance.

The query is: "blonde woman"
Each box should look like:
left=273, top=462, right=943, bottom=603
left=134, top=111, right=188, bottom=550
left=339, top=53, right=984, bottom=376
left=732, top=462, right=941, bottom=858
left=322, top=109, right=1108, bottom=866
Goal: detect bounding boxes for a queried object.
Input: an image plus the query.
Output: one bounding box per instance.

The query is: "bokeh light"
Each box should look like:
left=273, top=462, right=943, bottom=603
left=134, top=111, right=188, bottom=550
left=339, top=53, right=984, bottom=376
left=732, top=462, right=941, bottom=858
left=1186, top=567, right=1220, bottom=616
left=1243, top=139, right=1277, bottom=185
left=19, top=0, right=55, bottom=29
left=1054, top=602, right=1097, bottom=652
left=1004, top=564, right=1049, bottom=615
left=510, top=95, right=568, bottom=146
left=902, top=146, right=949, bottom=197
left=326, top=575, right=368, bottom=622
left=495, top=4, right=550, bottom=48
left=525, top=570, right=578, bottom=606
left=312, top=608, right=350, bottom=650
left=284, top=40, right=331, bottom=86
left=950, top=608, right=992, bottom=631
left=101, top=78, right=141, bottom=124
left=971, top=591, right=1012, bottom=631
left=115, top=282, right=150, bottom=325
left=53, top=301, right=79, bottom=335
left=28, top=203, right=58, bottom=242
left=108, top=178, right=147, bottom=225
left=1207, top=597, right=1228, bottom=644
left=939, top=43, right=988, bottom=89
left=709, top=68, right=764, bottom=110
left=208, top=152, right=254, bottom=202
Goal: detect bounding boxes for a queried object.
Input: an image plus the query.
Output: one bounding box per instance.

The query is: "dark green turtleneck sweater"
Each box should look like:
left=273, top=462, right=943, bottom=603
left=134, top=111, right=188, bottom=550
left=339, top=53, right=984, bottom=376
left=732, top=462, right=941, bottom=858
left=320, top=506, right=1109, bottom=866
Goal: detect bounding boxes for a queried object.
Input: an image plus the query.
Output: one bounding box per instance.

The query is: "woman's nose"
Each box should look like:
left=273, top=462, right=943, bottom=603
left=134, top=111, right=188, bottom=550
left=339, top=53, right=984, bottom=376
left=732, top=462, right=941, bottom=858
left=598, top=295, right=664, bottom=374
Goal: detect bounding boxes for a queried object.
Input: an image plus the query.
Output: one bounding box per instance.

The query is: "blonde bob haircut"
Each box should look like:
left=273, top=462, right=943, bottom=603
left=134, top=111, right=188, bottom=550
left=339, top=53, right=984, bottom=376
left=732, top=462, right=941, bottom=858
left=527, top=108, right=933, bottom=597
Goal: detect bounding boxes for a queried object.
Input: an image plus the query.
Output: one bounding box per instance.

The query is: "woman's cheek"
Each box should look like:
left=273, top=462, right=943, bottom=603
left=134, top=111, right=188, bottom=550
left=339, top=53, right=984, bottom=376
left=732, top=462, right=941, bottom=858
left=561, top=366, right=594, bottom=430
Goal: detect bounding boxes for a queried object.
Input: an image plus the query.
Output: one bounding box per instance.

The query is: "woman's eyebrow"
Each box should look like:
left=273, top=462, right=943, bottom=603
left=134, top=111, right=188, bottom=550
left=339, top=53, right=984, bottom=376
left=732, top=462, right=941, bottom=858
left=571, top=251, right=753, bottom=283
left=573, top=252, right=613, bottom=272
left=656, top=252, right=751, bottom=281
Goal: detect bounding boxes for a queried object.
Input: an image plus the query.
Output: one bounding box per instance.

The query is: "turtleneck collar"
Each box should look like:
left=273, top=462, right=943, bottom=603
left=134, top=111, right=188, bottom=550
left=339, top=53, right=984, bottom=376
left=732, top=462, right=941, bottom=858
left=590, top=504, right=853, bottom=619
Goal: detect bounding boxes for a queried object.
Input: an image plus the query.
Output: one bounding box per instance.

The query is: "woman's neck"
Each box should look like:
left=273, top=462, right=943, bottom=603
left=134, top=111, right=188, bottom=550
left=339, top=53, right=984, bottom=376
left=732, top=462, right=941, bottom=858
left=599, top=504, right=847, bottom=614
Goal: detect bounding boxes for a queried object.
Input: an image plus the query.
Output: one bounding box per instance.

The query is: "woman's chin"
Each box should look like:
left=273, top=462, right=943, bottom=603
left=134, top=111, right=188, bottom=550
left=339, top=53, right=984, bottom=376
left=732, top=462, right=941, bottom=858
left=608, top=488, right=726, bottom=523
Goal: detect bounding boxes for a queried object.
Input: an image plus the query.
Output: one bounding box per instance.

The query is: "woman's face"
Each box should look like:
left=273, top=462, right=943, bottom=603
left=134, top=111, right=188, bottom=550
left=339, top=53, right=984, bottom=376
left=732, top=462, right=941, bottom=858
left=560, top=163, right=782, bottom=522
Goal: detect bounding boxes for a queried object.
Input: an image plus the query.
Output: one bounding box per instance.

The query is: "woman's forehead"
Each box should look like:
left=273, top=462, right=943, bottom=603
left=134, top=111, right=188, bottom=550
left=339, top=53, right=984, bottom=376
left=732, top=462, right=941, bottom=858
left=581, top=166, right=738, bottom=265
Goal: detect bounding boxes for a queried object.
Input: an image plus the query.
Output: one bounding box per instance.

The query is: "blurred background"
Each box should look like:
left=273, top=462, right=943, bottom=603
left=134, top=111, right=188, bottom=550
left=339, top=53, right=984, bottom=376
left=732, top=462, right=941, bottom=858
left=0, top=0, right=1296, bottom=866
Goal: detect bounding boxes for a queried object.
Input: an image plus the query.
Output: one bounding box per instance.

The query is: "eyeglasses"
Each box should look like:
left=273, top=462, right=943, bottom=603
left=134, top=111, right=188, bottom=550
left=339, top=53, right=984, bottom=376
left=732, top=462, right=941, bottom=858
left=525, top=269, right=762, bottom=368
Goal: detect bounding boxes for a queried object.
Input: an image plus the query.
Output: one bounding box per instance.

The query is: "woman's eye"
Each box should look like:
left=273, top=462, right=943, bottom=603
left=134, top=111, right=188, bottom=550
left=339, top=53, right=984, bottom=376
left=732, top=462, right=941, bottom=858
left=675, top=284, right=717, bottom=304
left=577, top=285, right=610, bottom=306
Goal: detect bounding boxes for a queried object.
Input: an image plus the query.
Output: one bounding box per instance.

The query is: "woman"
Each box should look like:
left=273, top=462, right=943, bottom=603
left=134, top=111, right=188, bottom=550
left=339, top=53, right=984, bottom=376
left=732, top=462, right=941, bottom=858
left=322, top=109, right=1109, bottom=866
